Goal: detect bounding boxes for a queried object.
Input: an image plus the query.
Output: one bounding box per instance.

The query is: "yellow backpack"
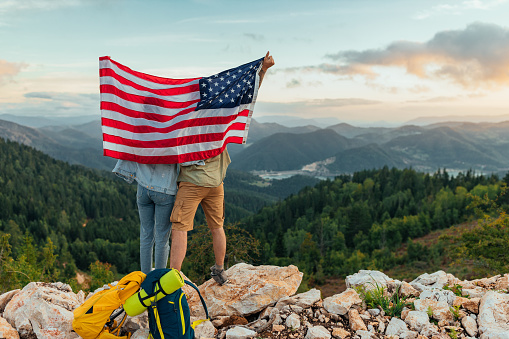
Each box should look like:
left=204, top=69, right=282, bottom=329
left=73, top=271, right=147, bottom=339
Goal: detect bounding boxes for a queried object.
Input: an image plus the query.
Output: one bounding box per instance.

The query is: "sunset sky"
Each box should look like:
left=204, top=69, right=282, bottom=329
left=1, top=0, right=509, bottom=126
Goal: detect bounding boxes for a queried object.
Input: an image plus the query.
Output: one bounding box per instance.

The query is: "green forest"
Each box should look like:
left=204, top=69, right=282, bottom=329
left=1, top=137, right=508, bottom=293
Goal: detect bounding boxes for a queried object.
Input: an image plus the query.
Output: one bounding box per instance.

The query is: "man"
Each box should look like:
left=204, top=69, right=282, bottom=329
left=169, top=52, right=275, bottom=284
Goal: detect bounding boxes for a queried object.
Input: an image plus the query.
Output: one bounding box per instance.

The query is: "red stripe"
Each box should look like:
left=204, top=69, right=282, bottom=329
left=103, top=122, right=246, bottom=148
left=101, top=102, right=197, bottom=123
left=100, top=56, right=201, bottom=85
left=101, top=85, right=199, bottom=109
left=102, top=114, right=247, bottom=134
left=100, top=68, right=200, bottom=96
left=104, top=136, right=243, bottom=164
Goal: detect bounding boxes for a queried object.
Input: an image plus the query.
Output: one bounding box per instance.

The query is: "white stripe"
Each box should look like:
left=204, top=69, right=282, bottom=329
left=101, top=93, right=198, bottom=114
left=100, top=76, right=200, bottom=102
left=101, top=104, right=250, bottom=129
left=102, top=116, right=248, bottom=141
left=100, top=59, right=199, bottom=90
left=103, top=129, right=245, bottom=156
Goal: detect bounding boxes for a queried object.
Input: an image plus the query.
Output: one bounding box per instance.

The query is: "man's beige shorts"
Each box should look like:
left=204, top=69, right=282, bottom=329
left=170, top=181, right=225, bottom=232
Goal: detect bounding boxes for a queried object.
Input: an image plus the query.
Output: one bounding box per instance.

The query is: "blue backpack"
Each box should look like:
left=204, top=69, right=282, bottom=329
left=140, top=269, right=210, bottom=339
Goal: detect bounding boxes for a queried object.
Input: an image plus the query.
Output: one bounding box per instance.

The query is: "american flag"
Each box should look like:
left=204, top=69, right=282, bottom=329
left=99, top=56, right=263, bottom=164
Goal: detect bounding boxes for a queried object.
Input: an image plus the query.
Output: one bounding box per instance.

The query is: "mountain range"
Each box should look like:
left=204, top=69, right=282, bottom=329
left=1, top=115, right=509, bottom=176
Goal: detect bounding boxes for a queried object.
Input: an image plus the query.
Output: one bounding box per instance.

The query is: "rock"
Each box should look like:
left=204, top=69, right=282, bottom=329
left=410, top=271, right=448, bottom=291
left=225, top=326, right=257, bottom=339
left=419, top=289, right=456, bottom=306
left=187, top=263, right=303, bottom=317
left=400, top=282, right=420, bottom=298
left=349, top=309, right=367, bottom=331
left=291, top=305, right=304, bottom=314
left=356, top=329, right=375, bottom=339
left=404, top=311, right=430, bottom=332
left=453, top=296, right=480, bottom=314
left=367, top=308, right=380, bottom=317
left=332, top=327, right=350, bottom=339
left=276, top=288, right=322, bottom=310
left=473, top=275, right=500, bottom=289
left=3, top=282, right=83, bottom=339
left=385, top=317, right=408, bottom=336
left=462, top=286, right=487, bottom=298
left=461, top=315, right=478, bottom=337
left=131, top=328, right=149, bottom=339
left=272, top=324, right=285, bottom=332
left=0, top=316, right=19, bottom=339
left=193, top=319, right=216, bottom=339
left=306, top=325, right=331, bottom=339
left=250, top=318, right=267, bottom=331
left=478, top=291, right=509, bottom=338
left=259, top=306, right=273, bottom=319
left=124, top=313, right=149, bottom=333
left=495, top=274, right=509, bottom=290
left=420, top=324, right=440, bottom=337
left=345, top=270, right=394, bottom=290
left=0, top=289, right=20, bottom=313
left=212, top=315, right=248, bottom=328
left=414, top=298, right=452, bottom=323
left=400, top=330, right=419, bottom=339
left=323, top=289, right=362, bottom=315
left=286, top=313, right=301, bottom=329
left=401, top=308, right=410, bottom=320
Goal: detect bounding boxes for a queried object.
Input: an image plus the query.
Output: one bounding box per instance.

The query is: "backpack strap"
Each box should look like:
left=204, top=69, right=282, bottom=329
left=184, top=280, right=210, bottom=329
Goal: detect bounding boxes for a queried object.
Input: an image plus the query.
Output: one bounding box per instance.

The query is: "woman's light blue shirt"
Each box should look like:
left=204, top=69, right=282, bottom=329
left=112, top=160, right=178, bottom=195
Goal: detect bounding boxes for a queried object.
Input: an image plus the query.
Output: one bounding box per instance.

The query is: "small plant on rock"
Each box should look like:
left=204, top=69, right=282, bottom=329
left=447, top=328, right=458, bottom=339
left=444, top=284, right=468, bottom=298
left=427, top=306, right=438, bottom=325
left=450, top=305, right=461, bottom=321
left=355, top=282, right=410, bottom=318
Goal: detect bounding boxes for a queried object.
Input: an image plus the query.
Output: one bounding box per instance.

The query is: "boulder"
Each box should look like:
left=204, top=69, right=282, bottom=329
left=3, top=282, right=82, bottom=339
left=410, top=271, right=448, bottom=291
left=453, top=296, right=480, bottom=314
left=478, top=291, right=509, bottom=338
left=0, top=316, right=19, bottom=339
left=404, top=311, right=430, bottom=332
left=356, top=329, right=375, bottom=339
left=332, top=327, right=350, bottom=339
left=414, top=298, right=452, bottom=323
left=131, top=328, right=149, bottom=339
left=400, top=282, right=420, bottom=298
left=495, top=274, right=509, bottom=291
left=187, top=263, right=303, bottom=318
left=420, top=324, right=440, bottom=337
left=275, top=288, right=322, bottom=309
left=124, top=313, right=149, bottom=334
left=225, top=326, right=257, bottom=339
left=348, top=309, right=367, bottom=331
left=461, top=315, right=478, bottom=337
left=323, top=289, right=362, bottom=315
left=462, top=286, right=488, bottom=298
left=285, top=313, right=301, bottom=329
left=0, top=289, right=20, bottom=313
left=306, top=325, right=331, bottom=339
left=419, top=289, right=456, bottom=306
left=345, top=270, right=394, bottom=290
left=192, top=318, right=216, bottom=339
left=385, top=317, right=408, bottom=336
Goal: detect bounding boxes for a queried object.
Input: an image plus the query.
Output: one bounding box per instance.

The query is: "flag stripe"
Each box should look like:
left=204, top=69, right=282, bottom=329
left=100, top=56, right=200, bottom=85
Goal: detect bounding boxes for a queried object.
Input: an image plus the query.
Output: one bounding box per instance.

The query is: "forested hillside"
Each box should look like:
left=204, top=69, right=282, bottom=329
left=0, top=138, right=317, bottom=290
left=242, top=167, right=507, bottom=285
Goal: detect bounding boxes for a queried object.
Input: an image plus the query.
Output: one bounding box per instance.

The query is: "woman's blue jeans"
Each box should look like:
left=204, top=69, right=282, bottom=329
left=137, top=184, right=175, bottom=274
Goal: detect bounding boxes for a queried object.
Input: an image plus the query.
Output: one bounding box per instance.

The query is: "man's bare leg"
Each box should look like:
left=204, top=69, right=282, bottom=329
left=210, top=227, right=226, bottom=267
left=169, top=229, right=187, bottom=271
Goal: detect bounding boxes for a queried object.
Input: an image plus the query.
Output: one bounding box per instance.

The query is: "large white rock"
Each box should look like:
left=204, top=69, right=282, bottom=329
left=225, top=326, right=257, bottom=339
left=0, top=289, right=20, bottom=313
left=3, top=282, right=83, bottom=339
left=187, top=263, right=303, bottom=318
left=419, top=289, right=456, bottom=306
left=192, top=318, right=216, bottom=339
left=413, top=298, right=452, bottom=323
left=131, top=328, right=149, bottom=339
left=275, top=288, right=321, bottom=310
left=478, top=291, right=509, bottom=338
left=404, top=311, right=430, bottom=332
left=305, top=325, right=331, bottom=339
left=323, top=289, right=362, bottom=315
left=345, top=270, right=394, bottom=290
left=420, top=323, right=440, bottom=337
left=0, top=316, right=19, bottom=339
left=385, top=317, right=408, bottom=336
left=285, top=313, right=301, bottom=330
left=410, top=271, right=448, bottom=291
left=462, top=315, right=478, bottom=337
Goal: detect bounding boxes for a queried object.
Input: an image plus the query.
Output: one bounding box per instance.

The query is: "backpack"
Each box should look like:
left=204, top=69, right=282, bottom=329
left=140, top=269, right=210, bottom=339
left=72, top=271, right=147, bottom=339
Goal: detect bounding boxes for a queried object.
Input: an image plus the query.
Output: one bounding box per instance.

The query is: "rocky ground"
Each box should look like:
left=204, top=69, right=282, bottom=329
left=1, top=263, right=509, bottom=339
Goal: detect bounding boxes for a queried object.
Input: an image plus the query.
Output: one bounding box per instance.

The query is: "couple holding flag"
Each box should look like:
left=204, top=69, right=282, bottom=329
left=100, top=52, right=275, bottom=284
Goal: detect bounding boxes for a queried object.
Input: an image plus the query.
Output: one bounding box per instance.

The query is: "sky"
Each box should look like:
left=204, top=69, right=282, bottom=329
left=1, top=0, right=509, bottom=126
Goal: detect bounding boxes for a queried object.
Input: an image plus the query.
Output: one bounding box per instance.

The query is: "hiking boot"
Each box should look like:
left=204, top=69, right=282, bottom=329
left=210, top=265, right=229, bottom=285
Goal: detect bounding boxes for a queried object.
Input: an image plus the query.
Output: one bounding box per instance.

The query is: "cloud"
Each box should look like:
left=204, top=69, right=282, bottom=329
left=286, top=79, right=301, bottom=88
left=2, top=92, right=99, bottom=116
left=243, top=33, right=264, bottom=41
left=0, top=59, right=27, bottom=85
left=406, top=96, right=459, bottom=104
left=413, top=0, right=508, bottom=19
left=320, top=22, right=509, bottom=89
